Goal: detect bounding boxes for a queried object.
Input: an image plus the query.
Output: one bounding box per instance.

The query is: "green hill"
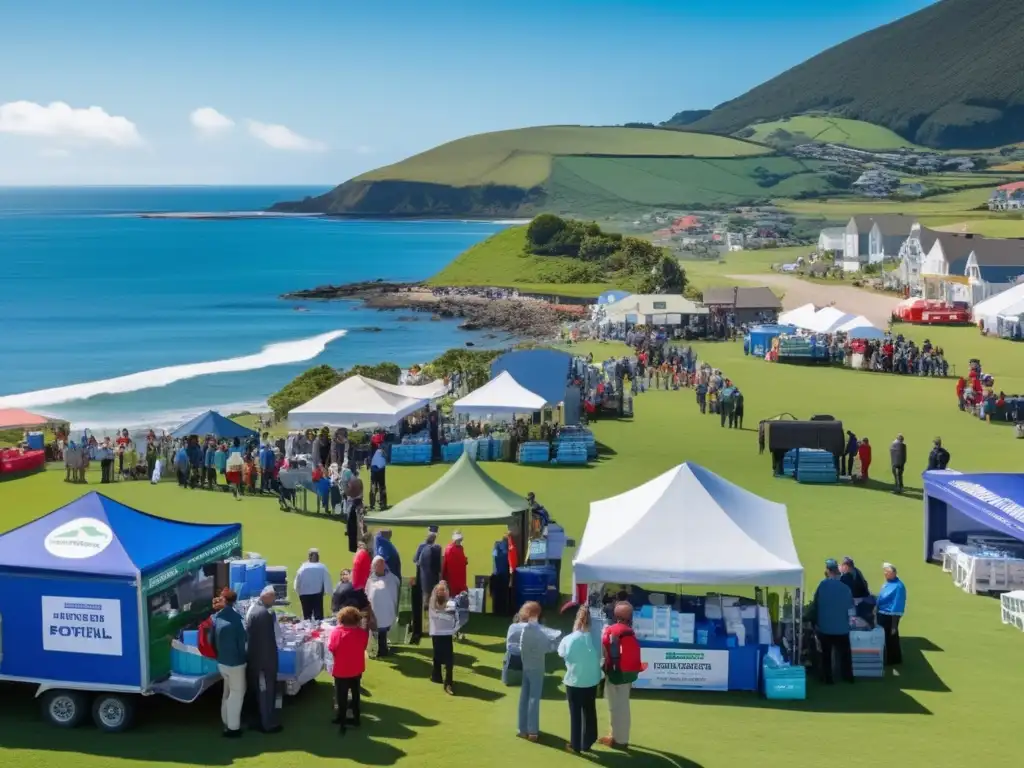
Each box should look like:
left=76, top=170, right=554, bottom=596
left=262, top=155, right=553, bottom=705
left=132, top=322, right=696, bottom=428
left=737, top=115, right=919, bottom=150
left=269, top=125, right=861, bottom=217
left=684, top=0, right=1024, bottom=149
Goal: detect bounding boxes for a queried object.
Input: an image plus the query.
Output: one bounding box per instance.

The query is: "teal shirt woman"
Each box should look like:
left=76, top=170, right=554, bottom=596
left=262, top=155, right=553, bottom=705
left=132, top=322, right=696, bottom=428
left=557, top=607, right=603, bottom=754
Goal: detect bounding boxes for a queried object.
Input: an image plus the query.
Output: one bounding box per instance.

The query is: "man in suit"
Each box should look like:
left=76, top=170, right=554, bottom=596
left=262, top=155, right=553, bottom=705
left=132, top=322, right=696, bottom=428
left=245, top=586, right=282, bottom=734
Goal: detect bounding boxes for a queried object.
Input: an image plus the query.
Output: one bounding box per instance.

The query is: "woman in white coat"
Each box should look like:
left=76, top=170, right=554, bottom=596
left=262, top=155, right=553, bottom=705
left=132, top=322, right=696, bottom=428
left=366, top=556, right=400, bottom=657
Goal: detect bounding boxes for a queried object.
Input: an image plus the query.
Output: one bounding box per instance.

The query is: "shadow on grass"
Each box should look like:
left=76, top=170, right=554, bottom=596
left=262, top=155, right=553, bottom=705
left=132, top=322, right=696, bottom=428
left=0, top=680, right=437, bottom=765
left=534, top=732, right=705, bottom=767
left=388, top=653, right=505, bottom=702
left=841, top=478, right=924, bottom=501
left=634, top=636, right=947, bottom=715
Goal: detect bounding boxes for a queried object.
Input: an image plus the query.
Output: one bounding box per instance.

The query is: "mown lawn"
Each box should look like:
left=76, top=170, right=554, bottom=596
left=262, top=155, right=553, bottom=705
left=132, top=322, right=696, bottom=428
left=1, top=325, right=1022, bottom=768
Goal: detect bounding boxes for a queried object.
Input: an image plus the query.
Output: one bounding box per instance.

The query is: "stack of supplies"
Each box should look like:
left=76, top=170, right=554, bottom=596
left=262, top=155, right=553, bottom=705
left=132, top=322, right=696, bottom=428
left=390, top=443, right=432, bottom=465
left=517, top=442, right=551, bottom=465
left=786, top=448, right=838, bottom=484
left=850, top=626, right=884, bottom=677
left=441, top=441, right=465, bottom=462
left=555, top=440, right=589, bottom=465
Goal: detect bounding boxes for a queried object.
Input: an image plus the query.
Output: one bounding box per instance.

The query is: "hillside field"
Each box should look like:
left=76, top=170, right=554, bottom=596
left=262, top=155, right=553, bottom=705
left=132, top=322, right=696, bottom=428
left=739, top=115, right=918, bottom=150
left=357, top=126, right=770, bottom=188
left=776, top=186, right=995, bottom=217
left=931, top=217, right=1024, bottom=238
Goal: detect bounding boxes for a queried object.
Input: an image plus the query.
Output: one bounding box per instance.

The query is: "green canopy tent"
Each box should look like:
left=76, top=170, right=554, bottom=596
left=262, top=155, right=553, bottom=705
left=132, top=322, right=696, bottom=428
left=364, top=450, right=528, bottom=526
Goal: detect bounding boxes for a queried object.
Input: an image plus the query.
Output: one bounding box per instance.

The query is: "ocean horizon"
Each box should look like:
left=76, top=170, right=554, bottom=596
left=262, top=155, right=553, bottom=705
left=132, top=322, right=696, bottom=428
left=0, top=186, right=510, bottom=432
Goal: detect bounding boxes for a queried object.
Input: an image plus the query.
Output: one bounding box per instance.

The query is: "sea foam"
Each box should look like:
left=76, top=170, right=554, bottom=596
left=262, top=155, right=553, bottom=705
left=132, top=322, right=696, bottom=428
left=0, top=330, right=346, bottom=410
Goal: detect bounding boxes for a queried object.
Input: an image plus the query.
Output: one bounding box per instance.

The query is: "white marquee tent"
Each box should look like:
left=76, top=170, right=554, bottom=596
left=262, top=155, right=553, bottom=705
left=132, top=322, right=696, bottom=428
left=808, top=306, right=855, bottom=333
left=289, top=375, right=430, bottom=429
left=835, top=314, right=875, bottom=333
left=372, top=378, right=449, bottom=400
left=777, top=303, right=817, bottom=328
left=573, top=462, right=803, bottom=587
left=452, top=371, right=547, bottom=416
left=974, top=282, right=1024, bottom=330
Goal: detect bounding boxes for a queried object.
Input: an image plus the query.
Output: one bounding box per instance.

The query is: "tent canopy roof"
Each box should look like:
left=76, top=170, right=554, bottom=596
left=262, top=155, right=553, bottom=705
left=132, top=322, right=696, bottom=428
left=0, top=408, right=63, bottom=430
left=365, top=450, right=527, bottom=526
left=289, top=375, right=428, bottom=429
left=573, top=462, right=803, bottom=586
left=0, top=492, right=241, bottom=577
left=453, top=371, right=547, bottom=415
left=170, top=410, right=257, bottom=440
left=489, top=349, right=572, bottom=406
left=973, top=282, right=1024, bottom=321
left=923, top=471, right=1024, bottom=543
left=777, top=303, right=817, bottom=327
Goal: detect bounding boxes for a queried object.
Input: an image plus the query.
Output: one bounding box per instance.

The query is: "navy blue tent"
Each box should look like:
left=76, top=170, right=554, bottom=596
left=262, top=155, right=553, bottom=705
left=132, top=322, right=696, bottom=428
left=0, top=492, right=241, bottom=690
left=922, top=471, right=1024, bottom=560
left=170, top=410, right=257, bottom=440
left=490, top=349, right=573, bottom=406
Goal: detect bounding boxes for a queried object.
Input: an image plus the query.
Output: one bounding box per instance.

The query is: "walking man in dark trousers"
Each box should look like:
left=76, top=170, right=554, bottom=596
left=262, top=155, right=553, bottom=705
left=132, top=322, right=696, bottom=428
left=808, top=559, right=854, bottom=684
left=410, top=527, right=441, bottom=644
left=889, top=434, right=907, bottom=494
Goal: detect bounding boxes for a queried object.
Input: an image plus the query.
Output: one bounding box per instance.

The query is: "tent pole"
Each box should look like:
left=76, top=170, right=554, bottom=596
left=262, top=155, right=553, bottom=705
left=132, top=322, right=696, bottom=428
left=136, top=569, right=149, bottom=689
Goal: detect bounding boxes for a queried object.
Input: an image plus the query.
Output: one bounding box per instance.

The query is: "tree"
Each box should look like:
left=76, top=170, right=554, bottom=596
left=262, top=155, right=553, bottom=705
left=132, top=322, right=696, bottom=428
left=267, top=364, right=341, bottom=420
left=526, top=214, right=565, bottom=249
left=619, top=237, right=662, bottom=271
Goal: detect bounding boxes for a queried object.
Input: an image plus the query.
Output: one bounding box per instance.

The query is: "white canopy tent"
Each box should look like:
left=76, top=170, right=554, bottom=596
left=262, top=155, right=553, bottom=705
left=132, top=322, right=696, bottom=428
left=289, top=375, right=429, bottom=429
left=998, top=297, right=1024, bottom=320
left=973, top=282, right=1024, bottom=330
left=807, top=306, right=855, bottom=333
left=452, top=371, right=547, bottom=416
left=835, top=314, right=875, bottom=333
left=777, top=303, right=816, bottom=328
left=371, top=378, right=448, bottom=400
left=573, top=462, right=803, bottom=587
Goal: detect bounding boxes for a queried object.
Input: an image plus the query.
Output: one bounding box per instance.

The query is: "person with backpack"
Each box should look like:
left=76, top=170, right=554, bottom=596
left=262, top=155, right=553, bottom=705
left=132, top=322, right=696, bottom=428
left=599, top=601, right=645, bottom=750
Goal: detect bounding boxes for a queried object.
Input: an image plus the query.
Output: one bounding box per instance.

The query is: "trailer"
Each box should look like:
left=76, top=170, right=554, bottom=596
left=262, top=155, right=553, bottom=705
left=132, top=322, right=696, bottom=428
left=0, top=491, right=249, bottom=732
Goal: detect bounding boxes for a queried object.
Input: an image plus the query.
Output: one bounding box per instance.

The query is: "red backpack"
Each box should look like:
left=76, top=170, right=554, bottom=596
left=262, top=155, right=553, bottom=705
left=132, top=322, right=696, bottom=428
left=197, top=616, right=217, bottom=659
left=605, top=625, right=643, bottom=674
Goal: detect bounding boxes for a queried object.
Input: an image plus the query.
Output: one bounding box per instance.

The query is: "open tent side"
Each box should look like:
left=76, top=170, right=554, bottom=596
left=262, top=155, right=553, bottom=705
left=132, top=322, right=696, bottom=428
left=922, top=471, right=1024, bottom=560
left=973, top=283, right=1024, bottom=327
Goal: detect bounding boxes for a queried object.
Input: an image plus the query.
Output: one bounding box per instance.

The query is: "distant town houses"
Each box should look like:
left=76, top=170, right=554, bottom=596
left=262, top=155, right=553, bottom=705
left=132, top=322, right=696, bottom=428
left=989, top=181, right=1024, bottom=211
left=821, top=217, right=1024, bottom=306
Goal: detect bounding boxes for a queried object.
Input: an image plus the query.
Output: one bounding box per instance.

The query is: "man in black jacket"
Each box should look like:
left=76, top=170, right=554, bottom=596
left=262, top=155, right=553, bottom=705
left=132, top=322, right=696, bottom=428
left=927, top=438, right=951, bottom=471
left=889, top=434, right=907, bottom=494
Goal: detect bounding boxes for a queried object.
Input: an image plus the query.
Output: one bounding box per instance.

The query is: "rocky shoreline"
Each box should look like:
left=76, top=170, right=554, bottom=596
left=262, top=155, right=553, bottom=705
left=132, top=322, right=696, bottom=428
left=281, top=281, right=573, bottom=338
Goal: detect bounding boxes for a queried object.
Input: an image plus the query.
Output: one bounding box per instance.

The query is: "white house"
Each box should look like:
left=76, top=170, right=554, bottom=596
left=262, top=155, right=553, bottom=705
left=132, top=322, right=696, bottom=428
left=842, top=214, right=915, bottom=272
left=817, top=227, right=845, bottom=254
left=988, top=182, right=1024, bottom=211
left=919, top=232, right=1024, bottom=305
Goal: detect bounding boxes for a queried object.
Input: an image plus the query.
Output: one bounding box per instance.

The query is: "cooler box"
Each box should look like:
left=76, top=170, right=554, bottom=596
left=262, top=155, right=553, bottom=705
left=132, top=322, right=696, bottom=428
left=229, top=561, right=247, bottom=587
left=763, top=664, right=807, bottom=700
left=171, top=647, right=219, bottom=676
left=278, top=647, right=298, bottom=676
left=850, top=627, right=885, bottom=677
left=442, top=442, right=465, bottom=462
left=245, top=559, right=267, bottom=596
left=514, top=565, right=558, bottom=608
left=27, top=432, right=45, bottom=451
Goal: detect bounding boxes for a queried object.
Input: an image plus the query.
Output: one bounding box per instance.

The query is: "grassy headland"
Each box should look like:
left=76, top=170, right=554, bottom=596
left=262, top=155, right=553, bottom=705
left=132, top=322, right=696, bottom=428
left=737, top=115, right=919, bottom=150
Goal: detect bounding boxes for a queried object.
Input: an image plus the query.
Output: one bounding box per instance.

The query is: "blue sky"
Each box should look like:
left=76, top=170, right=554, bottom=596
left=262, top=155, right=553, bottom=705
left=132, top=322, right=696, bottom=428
left=0, top=0, right=936, bottom=185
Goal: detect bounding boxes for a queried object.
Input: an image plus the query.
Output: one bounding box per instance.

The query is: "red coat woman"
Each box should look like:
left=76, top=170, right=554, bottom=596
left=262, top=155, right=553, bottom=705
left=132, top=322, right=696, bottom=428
left=858, top=438, right=872, bottom=481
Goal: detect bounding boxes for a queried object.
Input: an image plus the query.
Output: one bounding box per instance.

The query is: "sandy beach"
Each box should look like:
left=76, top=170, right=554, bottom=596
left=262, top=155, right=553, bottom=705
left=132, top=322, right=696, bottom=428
left=728, top=274, right=901, bottom=328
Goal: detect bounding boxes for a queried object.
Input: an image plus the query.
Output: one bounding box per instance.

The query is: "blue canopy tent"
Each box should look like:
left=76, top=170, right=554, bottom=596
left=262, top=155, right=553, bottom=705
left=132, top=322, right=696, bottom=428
left=0, top=492, right=241, bottom=692
left=170, top=410, right=257, bottom=440
left=922, top=471, right=1024, bottom=561
left=490, top=349, right=573, bottom=406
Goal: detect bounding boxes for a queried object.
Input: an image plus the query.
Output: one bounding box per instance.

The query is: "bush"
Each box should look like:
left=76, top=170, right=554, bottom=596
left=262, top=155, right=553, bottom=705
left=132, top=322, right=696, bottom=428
left=267, top=364, right=341, bottom=420
left=526, top=214, right=565, bottom=249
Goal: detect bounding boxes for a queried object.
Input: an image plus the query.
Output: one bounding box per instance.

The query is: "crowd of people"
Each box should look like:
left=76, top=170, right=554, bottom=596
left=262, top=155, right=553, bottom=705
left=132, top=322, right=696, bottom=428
left=856, top=335, right=950, bottom=376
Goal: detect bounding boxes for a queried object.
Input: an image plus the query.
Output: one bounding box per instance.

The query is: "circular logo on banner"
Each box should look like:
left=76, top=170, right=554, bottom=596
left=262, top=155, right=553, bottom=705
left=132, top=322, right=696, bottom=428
left=44, top=518, right=114, bottom=559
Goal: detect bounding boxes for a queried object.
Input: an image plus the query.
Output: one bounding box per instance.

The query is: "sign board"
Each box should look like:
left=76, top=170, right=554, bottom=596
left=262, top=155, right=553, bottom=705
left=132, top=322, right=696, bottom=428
left=143, top=531, right=242, bottom=595
left=633, top=647, right=729, bottom=691
left=42, top=596, right=123, bottom=657
left=44, top=517, right=114, bottom=560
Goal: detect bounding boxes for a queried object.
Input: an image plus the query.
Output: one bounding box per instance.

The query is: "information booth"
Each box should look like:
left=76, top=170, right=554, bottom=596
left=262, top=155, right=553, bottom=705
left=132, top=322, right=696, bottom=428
left=573, top=463, right=803, bottom=692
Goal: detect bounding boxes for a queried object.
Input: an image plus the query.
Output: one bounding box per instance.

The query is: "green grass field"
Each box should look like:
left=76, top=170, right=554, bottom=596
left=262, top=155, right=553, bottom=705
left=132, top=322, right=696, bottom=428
left=929, top=217, right=1024, bottom=238
left=357, top=126, right=769, bottom=188
left=1, top=324, right=1022, bottom=767
left=740, top=115, right=918, bottom=150
left=777, top=186, right=995, bottom=216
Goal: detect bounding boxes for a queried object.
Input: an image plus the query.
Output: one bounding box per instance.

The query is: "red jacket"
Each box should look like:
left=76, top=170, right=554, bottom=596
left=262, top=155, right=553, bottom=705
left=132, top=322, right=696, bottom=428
left=328, top=625, right=368, bottom=678
left=858, top=443, right=872, bottom=466
left=352, top=549, right=371, bottom=591
left=442, top=543, right=468, bottom=595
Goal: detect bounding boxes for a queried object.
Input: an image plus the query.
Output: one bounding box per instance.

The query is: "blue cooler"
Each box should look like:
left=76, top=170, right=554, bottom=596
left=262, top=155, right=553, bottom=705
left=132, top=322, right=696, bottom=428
left=245, top=559, right=267, bottom=596
left=229, top=561, right=247, bottom=587
left=514, top=566, right=558, bottom=608
left=171, top=647, right=219, bottom=676
left=27, top=432, right=45, bottom=451
left=278, top=647, right=298, bottom=676
left=763, top=663, right=806, bottom=700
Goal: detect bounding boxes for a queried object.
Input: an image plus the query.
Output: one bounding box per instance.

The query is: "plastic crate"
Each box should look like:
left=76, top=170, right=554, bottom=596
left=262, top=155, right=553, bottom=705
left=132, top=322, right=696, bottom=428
left=390, top=444, right=432, bottom=465
left=763, top=665, right=806, bottom=700
left=171, top=647, right=219, bottom=676
left=278, top=647, right=297, bottom=676
left=441, top=442, right=465, bottom=462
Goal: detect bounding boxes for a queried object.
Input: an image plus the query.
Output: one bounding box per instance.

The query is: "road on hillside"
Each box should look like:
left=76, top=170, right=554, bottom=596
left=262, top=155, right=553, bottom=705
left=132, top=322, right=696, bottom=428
left=727, top=274, right=900, bottom=328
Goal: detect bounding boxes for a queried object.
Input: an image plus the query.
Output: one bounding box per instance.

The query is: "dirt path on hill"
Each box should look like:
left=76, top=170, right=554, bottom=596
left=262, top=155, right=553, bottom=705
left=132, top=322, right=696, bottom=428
left=728, top=274, right=901, bottom=328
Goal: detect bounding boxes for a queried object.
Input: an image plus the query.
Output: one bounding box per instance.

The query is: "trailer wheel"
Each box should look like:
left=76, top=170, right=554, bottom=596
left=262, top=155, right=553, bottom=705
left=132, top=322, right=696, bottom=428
left=92, top=693, right=137, bottom=733
left=40, top=690, right=90, bottom=728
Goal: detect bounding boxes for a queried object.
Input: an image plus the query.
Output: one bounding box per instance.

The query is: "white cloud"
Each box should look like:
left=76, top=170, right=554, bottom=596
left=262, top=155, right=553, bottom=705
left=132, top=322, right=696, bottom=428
left=0, top=101, right=142, bottom=146
left=39, top=148, right=71, bottom=158
left=247, top=120, right=325, bottom=152
left=190, top=107, right=234, bottom=137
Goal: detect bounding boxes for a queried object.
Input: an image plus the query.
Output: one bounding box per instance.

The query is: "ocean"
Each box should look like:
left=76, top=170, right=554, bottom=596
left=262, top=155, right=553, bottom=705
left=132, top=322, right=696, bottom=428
left=0, top=186, right=510, bottom=431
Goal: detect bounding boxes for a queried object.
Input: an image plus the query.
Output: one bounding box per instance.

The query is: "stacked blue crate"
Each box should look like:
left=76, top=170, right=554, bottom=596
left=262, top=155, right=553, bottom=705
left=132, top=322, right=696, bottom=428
left=792, top=449, right=838, bottom=484
left=441, top=441, right=465, bottom=462
left=518, top=441, right=551, bottom=464
left=555, top=441, right=589, bottom=465
left=390, top=443, right=433, bottom=465
left=475, top=438, right=494, bottom=461
left=557, top=428, right=597, bottom=461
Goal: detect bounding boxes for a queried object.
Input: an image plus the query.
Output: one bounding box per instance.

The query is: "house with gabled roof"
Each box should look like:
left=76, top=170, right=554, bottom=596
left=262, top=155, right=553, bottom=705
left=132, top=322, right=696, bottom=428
left=920, top=230, right=1024, bottom=304
left=842, top=214, right=916, bottom=272
left=988, top=181, right=1024, bottom=211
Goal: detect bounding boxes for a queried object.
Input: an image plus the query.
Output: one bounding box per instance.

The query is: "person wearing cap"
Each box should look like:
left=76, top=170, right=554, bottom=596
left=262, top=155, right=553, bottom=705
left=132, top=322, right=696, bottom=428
left=889, top=434, right=907, bottom=494
left=927, top=438, right=950, bottom=471
left=442, top=531, right=469, bottom=596
left=877, top=563, right=907, bottom=666
left=411, top=527, right=442, bottom=644
left=245, top=586, right=282, bottom=734
left=294, top=549, right=333, bottom=621
left=807, top=559, right=854, bottom=684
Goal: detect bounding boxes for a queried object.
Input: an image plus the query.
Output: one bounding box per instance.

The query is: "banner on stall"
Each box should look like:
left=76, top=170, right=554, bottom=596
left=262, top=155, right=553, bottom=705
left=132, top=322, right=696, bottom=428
left=142, top=531, right=242, bottom=595
left=42, top=596, right=123, bottom=657
left=634, top=648, right=729, bottom=691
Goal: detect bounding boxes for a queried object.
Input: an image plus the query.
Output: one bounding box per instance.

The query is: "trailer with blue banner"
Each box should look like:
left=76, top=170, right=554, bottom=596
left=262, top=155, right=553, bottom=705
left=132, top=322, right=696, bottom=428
left=744, top=325, right=796, bottom=358
left=0, top=492, right=243, bottom=732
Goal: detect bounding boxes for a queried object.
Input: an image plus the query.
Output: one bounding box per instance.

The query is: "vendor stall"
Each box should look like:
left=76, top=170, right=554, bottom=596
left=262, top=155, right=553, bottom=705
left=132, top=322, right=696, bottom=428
left=0, top=492, right=243, bottom=731
left=0, top=448, right=46, bottom=479
left=288, top=375, right=432, bottom=429
left=169, top=410, right=257, bottom=440
left=573, top=462, right=804, bottom=693
left=744, top=325, right=796, bottom=357
left=452, top=371, right=548, bottom=416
